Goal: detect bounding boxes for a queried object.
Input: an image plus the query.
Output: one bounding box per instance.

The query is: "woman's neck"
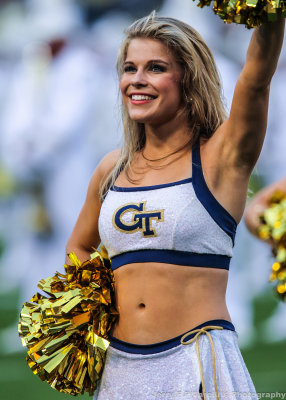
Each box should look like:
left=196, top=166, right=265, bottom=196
left=144, top=115, right=192, bottom=155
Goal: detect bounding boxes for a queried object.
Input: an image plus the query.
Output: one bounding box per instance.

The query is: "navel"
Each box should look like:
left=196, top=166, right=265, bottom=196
left=138, top=302, right=146, bottom=309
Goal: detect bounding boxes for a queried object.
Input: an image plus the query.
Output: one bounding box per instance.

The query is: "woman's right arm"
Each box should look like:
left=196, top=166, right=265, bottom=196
left=65, top=149, right=120, bottom=264
left=244, top=177, right=286, bottom=238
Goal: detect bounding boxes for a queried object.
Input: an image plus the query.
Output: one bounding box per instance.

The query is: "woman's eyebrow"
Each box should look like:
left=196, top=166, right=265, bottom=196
left=124, top=59, right=170, bottom=65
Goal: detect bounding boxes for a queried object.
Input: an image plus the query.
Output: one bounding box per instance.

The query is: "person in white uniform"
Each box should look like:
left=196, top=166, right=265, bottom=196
left=66, top=12, right=285, bottom=400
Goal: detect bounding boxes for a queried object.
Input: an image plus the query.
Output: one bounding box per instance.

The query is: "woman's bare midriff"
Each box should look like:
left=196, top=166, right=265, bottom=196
left=110, top=261, right=232, bottom=344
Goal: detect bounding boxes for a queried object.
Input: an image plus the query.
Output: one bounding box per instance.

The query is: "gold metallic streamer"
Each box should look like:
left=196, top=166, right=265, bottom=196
left=257, top=190, right=286, bottom=300
left=18, top=248, right=119, bottom=396
left=193, top=0, right=286, bottom=28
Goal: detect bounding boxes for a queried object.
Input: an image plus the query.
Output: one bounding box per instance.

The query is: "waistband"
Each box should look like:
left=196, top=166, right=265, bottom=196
left=108, top=319, right=235, bottom=355
left=110, top=250, right=231, bottom=271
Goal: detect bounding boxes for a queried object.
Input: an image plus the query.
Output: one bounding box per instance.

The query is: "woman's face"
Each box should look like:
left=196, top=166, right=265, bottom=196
left=120, top=38, right=184, bottom=125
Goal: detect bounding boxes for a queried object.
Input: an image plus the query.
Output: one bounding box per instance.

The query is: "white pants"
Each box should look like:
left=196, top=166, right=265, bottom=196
left=94, top=328, right=258, bottom=400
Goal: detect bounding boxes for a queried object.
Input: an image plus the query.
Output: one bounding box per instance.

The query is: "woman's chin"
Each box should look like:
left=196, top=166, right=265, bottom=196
left=128, top=112, right=161, bottom=125
left=129, top=114, right=150, bottom=123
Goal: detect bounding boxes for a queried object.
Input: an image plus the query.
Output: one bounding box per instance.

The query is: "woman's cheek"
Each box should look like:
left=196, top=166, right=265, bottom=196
left=119, top=77, right=127, bottom=94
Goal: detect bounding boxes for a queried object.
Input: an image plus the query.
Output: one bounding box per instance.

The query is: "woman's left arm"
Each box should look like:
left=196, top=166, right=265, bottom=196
left=219, top=17, right=285, bottom=173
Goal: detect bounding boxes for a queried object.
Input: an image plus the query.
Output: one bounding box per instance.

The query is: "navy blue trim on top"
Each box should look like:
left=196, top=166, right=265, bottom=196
left=192, top=143, right=237, bottom=245
left=111, top=177, right=192, bottom=192
left=110, top=249, right=231, bottom=270
left=108, top=319, right=235, bottom=354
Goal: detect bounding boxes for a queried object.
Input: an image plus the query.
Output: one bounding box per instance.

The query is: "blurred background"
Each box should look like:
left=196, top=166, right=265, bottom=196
left=0, top=0, right=285, bottom=399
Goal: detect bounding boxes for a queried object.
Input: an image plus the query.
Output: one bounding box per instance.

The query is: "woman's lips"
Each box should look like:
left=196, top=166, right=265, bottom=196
left=130, top=98, right=155, bottom=104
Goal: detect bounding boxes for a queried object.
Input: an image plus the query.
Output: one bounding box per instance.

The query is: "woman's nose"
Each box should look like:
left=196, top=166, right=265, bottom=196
left=130, top=69, right=147, bottom=87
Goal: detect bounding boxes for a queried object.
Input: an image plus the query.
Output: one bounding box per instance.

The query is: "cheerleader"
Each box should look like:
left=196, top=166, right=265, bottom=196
left=66, top=12, right=285, bottom=400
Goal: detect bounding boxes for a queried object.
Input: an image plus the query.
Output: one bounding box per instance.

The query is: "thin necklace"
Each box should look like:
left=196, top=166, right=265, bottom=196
left=141, top=138, right=192, bottom=162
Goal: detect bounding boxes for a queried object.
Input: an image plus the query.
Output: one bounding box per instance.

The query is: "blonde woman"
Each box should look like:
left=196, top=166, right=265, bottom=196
left=66, top=12, right=285, bottom=400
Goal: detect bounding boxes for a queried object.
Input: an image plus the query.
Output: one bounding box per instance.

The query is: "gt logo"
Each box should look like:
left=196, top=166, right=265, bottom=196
left=112, top=202, right=164, bottom=237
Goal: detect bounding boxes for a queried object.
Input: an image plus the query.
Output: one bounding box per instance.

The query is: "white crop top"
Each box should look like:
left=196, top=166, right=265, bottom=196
left=98, top=142, right=237, bottom=271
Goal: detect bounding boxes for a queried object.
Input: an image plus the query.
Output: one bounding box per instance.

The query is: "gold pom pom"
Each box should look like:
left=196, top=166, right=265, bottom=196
left=258, top=190, right=286, bottom=301
left=18, top=250, right=119, bottom=395
left=194, top=0, right=286, bottom=28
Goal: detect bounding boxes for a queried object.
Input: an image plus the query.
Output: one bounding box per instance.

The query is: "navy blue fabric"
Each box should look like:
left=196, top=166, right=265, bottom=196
left=111, top=177, right=192, bottom=192
left=108, top=319, right=235, bottom=354
left=110, top=249, right=231, bottom=271
left=114, top=203, right=144, bottom=232
left=192, top=142, right=237, bottom=245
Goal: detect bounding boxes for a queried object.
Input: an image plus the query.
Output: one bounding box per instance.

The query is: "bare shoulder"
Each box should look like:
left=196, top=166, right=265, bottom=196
left=89, top=148, right=121, bottom=190
left=98, top=148, right=121, bottom=175
left=65, top=148, right=121, bottom=254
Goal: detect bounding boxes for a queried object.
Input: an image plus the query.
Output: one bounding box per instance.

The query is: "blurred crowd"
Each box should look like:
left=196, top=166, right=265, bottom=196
left=0, top=0, right=286, bottom=352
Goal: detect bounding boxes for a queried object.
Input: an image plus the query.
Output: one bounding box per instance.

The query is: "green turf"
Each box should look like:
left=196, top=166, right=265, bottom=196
left=0, top=352, right=91, bottom=400
left=0, top=289, right=21, bottom=329
left=242, top=342, right=286, bottom=393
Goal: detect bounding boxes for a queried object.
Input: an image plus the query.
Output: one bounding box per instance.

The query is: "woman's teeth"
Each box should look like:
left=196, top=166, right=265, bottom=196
left=131, top=95, right=154, bottom=100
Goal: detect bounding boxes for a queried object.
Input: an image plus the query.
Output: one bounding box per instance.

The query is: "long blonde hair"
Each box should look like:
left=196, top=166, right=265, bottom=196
left=99, top=11, right=227, bottom=202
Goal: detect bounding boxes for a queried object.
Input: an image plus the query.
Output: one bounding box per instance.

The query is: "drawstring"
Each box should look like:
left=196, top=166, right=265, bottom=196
left=180, top=326, right=223, bottom=400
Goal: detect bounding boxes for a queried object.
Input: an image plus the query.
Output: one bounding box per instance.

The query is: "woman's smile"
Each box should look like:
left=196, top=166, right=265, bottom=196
left=129, top=92, right=158, bottom=104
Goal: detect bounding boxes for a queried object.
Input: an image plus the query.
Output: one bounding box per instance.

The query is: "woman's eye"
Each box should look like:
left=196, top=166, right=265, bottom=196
left=150, top=64, right=166, bottom=72
left=123, top=65, right=136, bottom=73
left=123, top=64, right=166, bottom=73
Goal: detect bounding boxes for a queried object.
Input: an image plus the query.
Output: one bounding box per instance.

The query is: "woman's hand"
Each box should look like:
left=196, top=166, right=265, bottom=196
left=244, top=177, right=286, bottom=239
